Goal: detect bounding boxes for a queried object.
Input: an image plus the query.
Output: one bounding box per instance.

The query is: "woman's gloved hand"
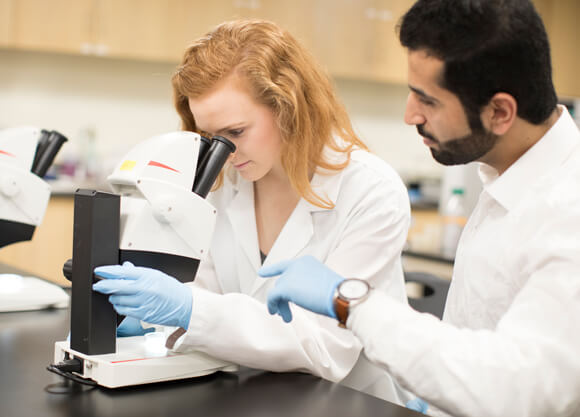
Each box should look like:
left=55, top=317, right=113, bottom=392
left=258, top=255, right=345, bottom=323
left=93, top=261, right=192, bottom=330
left=406, top=397, right=429, bottom=414
left=116, top=316, right=155, bottom=337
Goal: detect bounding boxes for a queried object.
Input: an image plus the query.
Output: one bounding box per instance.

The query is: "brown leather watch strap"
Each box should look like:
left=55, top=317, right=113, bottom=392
left=334, top=296, right=349, bottom=327
left=165, top=327, right=187, bottom=349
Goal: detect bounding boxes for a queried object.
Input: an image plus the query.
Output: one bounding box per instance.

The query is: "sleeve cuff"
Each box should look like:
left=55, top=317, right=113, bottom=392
left=170, top=284, right=221, bottom=352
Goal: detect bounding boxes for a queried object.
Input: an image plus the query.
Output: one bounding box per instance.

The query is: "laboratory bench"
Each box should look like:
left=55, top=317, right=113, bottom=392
left=0, top=264, right=421, bottom=417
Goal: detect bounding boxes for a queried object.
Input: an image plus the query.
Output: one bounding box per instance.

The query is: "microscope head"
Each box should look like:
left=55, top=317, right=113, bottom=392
left=0, top=127, right=67, bottom=248
left=105, top=131, right=234, bottom=282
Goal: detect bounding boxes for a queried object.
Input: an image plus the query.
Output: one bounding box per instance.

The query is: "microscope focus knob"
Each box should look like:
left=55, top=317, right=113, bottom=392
left=0, top=175, right=20, bottom=197
left=62, top=258, right=73, bottom=282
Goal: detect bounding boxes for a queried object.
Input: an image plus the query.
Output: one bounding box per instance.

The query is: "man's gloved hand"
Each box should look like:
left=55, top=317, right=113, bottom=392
left=93, top=261, right=192, bottom=330
left=116, top=316, right=155, bottom=337
left=406, top=397, right=429, bottom=414
left=258, top=255, right=345, bottom=323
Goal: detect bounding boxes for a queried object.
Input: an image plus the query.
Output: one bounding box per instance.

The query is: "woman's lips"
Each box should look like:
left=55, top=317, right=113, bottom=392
left=233, top=161, right=250, bottom=169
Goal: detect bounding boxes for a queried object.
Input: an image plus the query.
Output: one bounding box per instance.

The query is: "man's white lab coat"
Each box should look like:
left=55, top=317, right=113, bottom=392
left=349, top=107, right=580, bottom=417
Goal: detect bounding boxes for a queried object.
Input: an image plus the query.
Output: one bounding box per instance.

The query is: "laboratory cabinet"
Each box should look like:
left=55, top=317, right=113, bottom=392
left=533, top=0, right=580, bottom=97
left=0, top=0, right=13, bottom=46
left=1, top=0, right=94, bottom=54
left=0, top=0, right=412, bottom=84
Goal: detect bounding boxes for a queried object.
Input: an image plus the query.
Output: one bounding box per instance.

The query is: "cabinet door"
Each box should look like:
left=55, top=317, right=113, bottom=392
left=308, top=0, right=411, bottom=83
left=11, top=0, right=94, bottom=54
left=531, top=0, right=579, bottom=98
left=93, top=0, right=185, bottom=61
left=369, top=0, right=412, bottom=83
left=0, top=0, right=14, bottom=46
left=92, top=0, right=298, bottom=62
left=308, top=0, right=372, bottom=79
left=548, top=0, right=580, bottom=97
left=170, top=0, right=316, bottom=61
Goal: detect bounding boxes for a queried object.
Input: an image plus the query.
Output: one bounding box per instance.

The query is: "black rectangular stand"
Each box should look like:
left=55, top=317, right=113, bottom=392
left=70, top=189, right=119, bottom=355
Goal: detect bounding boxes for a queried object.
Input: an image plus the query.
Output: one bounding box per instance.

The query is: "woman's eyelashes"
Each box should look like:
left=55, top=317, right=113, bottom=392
left=200, top=127, right=245, bottom=140
left=226, top=128, right=244, bottom=138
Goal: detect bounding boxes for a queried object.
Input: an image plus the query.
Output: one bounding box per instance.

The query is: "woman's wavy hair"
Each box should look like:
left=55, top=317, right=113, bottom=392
left=172, top=19, right=368, bottom=209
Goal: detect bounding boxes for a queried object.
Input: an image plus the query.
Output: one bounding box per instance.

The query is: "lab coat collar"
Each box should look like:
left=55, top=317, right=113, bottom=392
left=480, top=106, right=580, bottom=211
left=225, top=163, right=345, bottom=296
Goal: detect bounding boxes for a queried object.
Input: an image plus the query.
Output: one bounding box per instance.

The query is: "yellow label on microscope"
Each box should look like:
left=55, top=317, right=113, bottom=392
left=120, top=160, right=137, bottom=171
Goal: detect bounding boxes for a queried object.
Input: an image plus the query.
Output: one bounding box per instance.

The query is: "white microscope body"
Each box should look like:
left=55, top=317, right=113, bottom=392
left=53, top=131, right=237, bottom=388
left=0, top=127, right=69, bottom=312
left=0, top=127, right=52, bottom=238
left=109, top=131, right=216, bottom=264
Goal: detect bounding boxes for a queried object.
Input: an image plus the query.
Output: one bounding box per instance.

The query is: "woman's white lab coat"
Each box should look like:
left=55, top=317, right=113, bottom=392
left=173, top=149, right=411, bottom=402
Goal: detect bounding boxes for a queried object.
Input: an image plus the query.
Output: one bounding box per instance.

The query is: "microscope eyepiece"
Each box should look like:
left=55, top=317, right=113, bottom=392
left=31, top=130, right=68, bottom=178
left=193, top=135, right=236, bottom=198
left=197, top=135, right=211, bottom=167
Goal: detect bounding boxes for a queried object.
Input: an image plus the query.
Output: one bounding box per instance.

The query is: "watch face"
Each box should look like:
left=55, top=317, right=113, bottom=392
left=339, top=279, right=369, bottom=300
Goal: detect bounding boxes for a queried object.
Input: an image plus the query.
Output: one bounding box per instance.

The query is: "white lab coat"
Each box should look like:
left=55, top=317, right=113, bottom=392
left=173, top=148, right=411, bottom=403
left=348, top=107, right=580, bottom=417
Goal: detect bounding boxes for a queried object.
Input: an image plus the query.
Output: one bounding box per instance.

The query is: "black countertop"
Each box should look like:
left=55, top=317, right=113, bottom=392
left=0, top=264, right=419, bottom=417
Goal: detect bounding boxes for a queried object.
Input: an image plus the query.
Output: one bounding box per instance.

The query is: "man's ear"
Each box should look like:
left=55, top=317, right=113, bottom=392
left=481, top=93, right=517, bottom=135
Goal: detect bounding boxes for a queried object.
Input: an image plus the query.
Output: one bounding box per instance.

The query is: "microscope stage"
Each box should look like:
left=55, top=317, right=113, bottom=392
left=54, top=337, right=237, bottom=388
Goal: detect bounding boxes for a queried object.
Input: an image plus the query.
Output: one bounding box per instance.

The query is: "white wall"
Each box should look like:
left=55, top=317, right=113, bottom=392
left=0, top=49, right=442, bottom=181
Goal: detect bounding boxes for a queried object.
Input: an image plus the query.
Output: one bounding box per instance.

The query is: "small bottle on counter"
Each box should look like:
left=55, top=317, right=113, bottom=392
left=441, top=187, right=467, bottom=259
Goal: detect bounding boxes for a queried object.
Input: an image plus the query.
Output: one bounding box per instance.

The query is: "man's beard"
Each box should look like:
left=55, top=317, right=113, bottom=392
left=418, top=123, right=498, bottom=166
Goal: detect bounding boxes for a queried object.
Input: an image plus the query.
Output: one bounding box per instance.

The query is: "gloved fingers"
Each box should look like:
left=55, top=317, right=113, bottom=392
left=117, top=316, right=154, bottom=337
left=266, top=287, right=285, bottom=315
left=405, top=398, right=429, bottom=413
left=278, top=301, right=293, bottom=323
left=108, top=294, right=143, bottom=308
left=92, top=278, right=137, bottom=295
left=258, top=259, right=292, bottom=277
left=94, top=263, right=140, bottom=281
left=267, top=287, right=294, bottom=322
left=113, top=305, right=142, bottom=319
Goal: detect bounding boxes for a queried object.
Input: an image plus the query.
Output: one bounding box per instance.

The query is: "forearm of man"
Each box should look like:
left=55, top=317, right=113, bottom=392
left=349, top=275, right=580, bottom=417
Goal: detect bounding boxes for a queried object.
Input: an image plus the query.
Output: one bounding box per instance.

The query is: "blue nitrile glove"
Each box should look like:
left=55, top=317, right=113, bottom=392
left=116, top=316, right=155, bottom=337
left=93, top=261, right=192, bottom=329
left=406, top=397, right=429, bottom=414
left=258, top=255, right=345, bottom=323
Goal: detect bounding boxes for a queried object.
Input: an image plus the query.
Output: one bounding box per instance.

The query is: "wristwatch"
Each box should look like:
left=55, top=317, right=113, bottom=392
left=333, top=278, right=371, bottom=327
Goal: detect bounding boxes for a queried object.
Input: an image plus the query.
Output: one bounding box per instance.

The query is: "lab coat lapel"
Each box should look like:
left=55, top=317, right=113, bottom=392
left=250, top=199, right=315, bottom=296
left=249, top=166, right=344, bottom=296
left=226, top=179, right=261, bottom=274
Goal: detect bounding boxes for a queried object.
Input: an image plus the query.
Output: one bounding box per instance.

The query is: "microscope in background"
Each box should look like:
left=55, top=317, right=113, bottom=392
left=0, top=127, right=68, bottom=312
left=50, top=131, right=237, bottom=388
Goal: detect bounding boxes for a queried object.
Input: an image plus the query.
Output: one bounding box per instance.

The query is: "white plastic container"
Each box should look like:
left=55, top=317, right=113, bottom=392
left=441, top=187, right=467, bottom=259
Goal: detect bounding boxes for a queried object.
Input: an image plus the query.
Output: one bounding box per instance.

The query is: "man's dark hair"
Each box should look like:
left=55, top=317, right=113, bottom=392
left=399, top=0, right=558, bottom=125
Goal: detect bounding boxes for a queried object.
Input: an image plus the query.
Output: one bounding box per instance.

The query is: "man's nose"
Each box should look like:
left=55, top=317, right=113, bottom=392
left=404, top=93, right=426, bottom=126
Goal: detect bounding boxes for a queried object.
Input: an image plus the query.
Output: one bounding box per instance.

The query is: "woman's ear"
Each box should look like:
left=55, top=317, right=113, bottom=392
left=481, top=93, right=517, bottom=135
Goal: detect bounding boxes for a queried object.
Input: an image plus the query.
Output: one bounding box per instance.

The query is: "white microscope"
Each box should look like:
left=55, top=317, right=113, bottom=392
left=50, top=131, right=238, bottom=388
left=0, top=127, right=69, bottom=312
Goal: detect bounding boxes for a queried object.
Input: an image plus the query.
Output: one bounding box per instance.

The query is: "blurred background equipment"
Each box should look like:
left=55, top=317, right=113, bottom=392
left=0, top=126, right=69, bottom=311
left=0, top=0, right=577, bottom=292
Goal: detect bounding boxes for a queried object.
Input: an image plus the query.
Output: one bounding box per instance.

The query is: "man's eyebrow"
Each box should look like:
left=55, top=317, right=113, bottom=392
left=409, top=85, right=439, bottom=103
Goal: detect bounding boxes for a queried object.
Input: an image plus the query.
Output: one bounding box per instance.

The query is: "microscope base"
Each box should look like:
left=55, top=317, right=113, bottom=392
left=54, top=337, right=237, bottom=388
